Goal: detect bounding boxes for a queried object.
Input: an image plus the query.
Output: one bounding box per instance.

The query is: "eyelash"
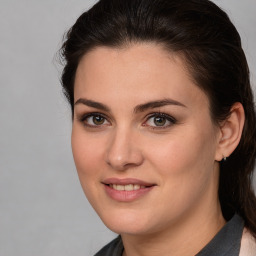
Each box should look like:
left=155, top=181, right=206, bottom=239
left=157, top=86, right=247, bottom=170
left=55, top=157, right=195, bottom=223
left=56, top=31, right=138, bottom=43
left=143, top=112, right=177, bottom=129
left=78, top=112, right=177, bottom=129
left=79, top=112, right=111, bottom=128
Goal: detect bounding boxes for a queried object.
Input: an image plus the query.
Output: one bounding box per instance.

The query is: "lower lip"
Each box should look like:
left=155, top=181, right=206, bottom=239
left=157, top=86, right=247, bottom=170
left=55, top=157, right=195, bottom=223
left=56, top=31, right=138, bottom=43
left=104, top=185, right=154, bottom=202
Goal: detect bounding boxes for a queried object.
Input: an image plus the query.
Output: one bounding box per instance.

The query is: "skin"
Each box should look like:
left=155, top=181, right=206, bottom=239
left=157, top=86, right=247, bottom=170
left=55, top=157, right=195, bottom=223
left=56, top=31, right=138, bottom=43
left=71, top=43, right=240, bottom=256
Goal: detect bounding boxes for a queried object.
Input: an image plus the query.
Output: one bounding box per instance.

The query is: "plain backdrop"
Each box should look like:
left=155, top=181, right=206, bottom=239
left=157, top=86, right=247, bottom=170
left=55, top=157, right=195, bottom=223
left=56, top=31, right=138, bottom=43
left=0, top=0, right=255, bottom=255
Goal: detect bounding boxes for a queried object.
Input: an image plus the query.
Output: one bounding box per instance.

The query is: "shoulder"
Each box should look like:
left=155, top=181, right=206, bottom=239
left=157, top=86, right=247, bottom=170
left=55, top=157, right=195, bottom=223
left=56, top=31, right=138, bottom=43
left=239, top=228, right=256, bottom=256
left=94, top=236, right=123, bottom=256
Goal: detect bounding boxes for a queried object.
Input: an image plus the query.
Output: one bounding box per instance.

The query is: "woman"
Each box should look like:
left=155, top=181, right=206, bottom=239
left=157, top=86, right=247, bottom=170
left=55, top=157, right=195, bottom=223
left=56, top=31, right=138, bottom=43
left=60, top=0, right=256, bottom=255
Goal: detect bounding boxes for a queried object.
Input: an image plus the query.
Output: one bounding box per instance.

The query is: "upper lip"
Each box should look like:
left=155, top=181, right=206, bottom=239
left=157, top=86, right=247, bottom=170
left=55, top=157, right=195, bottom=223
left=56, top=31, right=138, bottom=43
left=102, top=178, right=156, bottom=187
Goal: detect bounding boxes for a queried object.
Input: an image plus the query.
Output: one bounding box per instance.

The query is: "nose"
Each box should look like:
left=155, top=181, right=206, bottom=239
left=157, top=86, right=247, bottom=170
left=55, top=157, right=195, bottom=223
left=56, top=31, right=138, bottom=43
left=105, top=127, right=144, bottom=171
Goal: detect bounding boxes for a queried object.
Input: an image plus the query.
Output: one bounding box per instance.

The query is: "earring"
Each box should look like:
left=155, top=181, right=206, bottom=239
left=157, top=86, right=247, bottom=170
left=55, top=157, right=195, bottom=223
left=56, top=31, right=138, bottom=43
left=223, top=156, right=227, bottom=161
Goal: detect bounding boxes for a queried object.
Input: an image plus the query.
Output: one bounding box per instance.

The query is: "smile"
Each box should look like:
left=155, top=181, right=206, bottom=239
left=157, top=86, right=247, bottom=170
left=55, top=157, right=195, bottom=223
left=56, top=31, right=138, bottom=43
left=109, top=184, right=146, bottom=191
left=102, top=178, right=156, bottom=202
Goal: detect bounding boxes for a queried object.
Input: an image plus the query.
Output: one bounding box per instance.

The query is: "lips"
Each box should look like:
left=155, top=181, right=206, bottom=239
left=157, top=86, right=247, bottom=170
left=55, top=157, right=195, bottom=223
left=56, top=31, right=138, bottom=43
left=102, top=178, right=156, bottom=202
left=103, top=178, right=155, bottom=187
left=110, top=184, right=146, bottom=191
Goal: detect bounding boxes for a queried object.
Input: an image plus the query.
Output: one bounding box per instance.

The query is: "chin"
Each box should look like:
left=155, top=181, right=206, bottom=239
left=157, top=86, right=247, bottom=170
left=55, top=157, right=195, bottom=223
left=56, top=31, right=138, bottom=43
left=99, top=209, right=154, bottom=235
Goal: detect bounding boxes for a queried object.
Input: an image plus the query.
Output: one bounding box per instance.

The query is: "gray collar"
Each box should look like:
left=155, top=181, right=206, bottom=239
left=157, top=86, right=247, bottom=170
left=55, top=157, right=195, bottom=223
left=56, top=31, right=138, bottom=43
left=197, top=214, right=244, bottom=256
left=94, top=214, right=244, bottom=256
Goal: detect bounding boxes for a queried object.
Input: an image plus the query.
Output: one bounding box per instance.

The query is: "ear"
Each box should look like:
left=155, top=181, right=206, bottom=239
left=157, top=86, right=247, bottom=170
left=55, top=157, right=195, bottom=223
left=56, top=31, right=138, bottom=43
left=215, top=102, right=245, bottom=161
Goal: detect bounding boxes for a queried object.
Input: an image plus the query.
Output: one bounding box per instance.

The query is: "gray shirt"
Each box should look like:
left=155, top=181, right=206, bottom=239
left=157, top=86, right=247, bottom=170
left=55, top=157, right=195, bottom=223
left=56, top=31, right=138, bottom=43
left=94, top=214, right=244, bottom=256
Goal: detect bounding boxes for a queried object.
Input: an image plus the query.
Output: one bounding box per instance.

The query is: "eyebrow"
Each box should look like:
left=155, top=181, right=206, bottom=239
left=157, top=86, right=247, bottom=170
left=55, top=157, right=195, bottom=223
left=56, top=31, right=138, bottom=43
left=74, top=98, right=186, bottom=113
left=134, top=99, right=187, bottom=113
left=74, top=98, right=110, bottom=112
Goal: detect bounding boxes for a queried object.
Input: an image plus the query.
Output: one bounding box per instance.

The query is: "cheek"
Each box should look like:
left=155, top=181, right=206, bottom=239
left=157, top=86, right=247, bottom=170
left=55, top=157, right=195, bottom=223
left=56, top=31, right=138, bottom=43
left=145, top=125, right=217, bottom=190
left=71, top=126, right=105, bottom=184
left=144, top=130, right=217, bottom=218
left=146, top=133, right=206, bottom=174
left=71, top=127, right=109, bottom=210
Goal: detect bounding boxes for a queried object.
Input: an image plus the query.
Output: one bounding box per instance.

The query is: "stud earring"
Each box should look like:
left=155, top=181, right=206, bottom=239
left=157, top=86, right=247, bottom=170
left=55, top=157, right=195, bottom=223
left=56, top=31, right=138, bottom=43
left=223, top=156, right=227, bottom=161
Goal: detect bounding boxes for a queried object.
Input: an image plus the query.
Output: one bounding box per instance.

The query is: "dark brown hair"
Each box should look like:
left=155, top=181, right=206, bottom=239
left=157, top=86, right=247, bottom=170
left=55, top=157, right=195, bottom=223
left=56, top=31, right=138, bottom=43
left=60, top=0, right=256, bottom=237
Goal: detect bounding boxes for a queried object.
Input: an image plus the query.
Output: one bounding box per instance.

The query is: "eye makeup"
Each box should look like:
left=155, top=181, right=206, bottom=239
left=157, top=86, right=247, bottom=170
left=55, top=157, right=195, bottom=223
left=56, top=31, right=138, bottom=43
left=142, top=112, right=177, bottom=130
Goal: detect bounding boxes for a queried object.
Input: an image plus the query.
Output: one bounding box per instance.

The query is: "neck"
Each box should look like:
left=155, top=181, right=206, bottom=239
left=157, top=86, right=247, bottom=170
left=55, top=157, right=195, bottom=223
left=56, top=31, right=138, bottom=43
left=122, top=204, right=225, bottom=256
left=121, top=165, right=226, bottom=256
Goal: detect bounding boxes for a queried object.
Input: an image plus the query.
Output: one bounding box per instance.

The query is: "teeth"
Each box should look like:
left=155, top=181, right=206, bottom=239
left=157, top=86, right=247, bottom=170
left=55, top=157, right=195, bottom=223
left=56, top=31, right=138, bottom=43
left=117, top=185, right=124, bottom=191
left=125, top=184, right=133, bottom=191
left=134, top=184, right=140, bottom=190
left=111, top=184, right=147, bottom=191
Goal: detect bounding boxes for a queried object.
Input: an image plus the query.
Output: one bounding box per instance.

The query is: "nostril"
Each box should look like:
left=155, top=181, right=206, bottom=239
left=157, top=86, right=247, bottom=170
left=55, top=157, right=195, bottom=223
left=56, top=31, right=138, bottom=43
left=105, top=133, right=144, bottom=170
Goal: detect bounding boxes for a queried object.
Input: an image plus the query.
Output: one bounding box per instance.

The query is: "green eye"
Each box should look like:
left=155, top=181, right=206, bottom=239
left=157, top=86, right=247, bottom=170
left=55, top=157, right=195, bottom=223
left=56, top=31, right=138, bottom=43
left=153, top=116, right=167, bottom=126
left=144, top=113, right=176, bottom=129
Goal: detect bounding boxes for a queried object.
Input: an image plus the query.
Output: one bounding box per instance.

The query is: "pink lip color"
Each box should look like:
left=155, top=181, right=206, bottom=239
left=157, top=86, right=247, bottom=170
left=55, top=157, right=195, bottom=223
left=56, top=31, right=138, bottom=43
left=102, top=178, right=155, bottom=202
left=103, top=178, right=154, bottom=186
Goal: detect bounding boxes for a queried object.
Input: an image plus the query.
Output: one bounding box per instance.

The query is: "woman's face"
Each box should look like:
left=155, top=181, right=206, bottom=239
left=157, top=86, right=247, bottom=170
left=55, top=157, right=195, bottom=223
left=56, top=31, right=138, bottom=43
left=72, top=43, right=222, bottom=235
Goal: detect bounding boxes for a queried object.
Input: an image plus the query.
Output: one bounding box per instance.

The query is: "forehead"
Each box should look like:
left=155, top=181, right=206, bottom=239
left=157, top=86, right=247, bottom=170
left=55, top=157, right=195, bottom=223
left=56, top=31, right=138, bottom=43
left=74, top=43, right=209, bottom=110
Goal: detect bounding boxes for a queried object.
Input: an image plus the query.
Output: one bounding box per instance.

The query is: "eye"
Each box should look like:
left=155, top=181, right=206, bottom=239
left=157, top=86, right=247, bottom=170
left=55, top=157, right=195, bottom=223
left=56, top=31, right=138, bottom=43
left=143, top=113, right=176, bottom=128
left=80, top=113, right=110, bottom=127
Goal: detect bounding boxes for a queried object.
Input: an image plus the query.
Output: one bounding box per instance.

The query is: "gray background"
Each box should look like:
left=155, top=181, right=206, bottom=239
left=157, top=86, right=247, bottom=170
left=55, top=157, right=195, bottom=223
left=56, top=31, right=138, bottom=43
left=0, top=0, right=255, bottom=255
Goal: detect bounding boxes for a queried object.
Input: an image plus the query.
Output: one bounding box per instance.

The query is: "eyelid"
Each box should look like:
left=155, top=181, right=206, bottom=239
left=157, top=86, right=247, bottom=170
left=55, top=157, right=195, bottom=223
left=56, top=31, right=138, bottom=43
left=78, top=112, right=111, bottom=127
left=76, top=111, right=176, bottom=129
left=143, top=112, right=177, bottom=129
left=146, top=112, right=176, bottom=122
